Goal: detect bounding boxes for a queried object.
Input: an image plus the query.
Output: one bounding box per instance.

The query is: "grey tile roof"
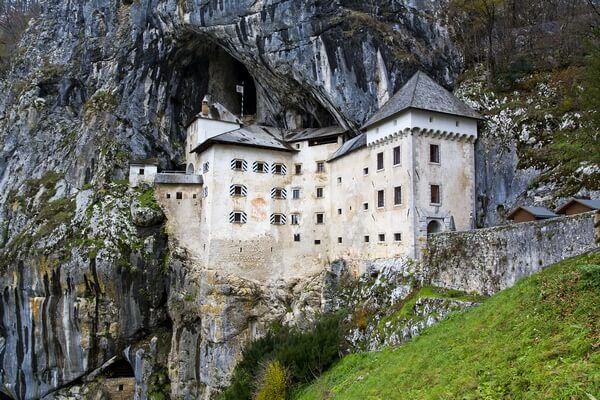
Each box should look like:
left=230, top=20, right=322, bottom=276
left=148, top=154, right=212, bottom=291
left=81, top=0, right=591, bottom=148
left=285, top=126, right=346, bottom=142
left=191, top=125, right=295, bottom=153
left=509, top=206, right=558, bottom=219
left=155, top=173, right=203, bottom=185
left=556, top=198, right=600, bottom=214
left=328, top=133, right=367, bottom=162
left=362, top=71, right=483, bottom=130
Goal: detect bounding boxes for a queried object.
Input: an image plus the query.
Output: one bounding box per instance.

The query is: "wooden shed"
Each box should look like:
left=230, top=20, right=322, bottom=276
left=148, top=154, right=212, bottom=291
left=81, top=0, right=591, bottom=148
left=507, top=206, right=558, bottom=223
left=555, top=198, right=600, bottom=216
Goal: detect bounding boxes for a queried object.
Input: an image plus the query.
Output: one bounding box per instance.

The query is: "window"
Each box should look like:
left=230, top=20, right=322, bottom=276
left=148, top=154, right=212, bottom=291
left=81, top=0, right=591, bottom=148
left=363, top=167, right=369, bottom=175
left=394, top=186, right=402, bottom=206
left=316, top=161, right=325, bottom=173
left=430, top=144, right=440, bottom=164
left=363, top=202, right=369, bottom=211
left=377, top=152, right=384, bottom=170
left=316, top=187, right=324, bottom=198
left=253, top=161, right=268, bottom=173
left=394, top=233, right=402, bottom=242
left=231, top=159, right=247, bottom=171
left=296, top=143, right=301, bottom=149
left=394, top=119, right=398, bottom=126
left=337, top=177, right=342, bottom=184
left=294, top=233, right=301, bottom=242
left=429, top=116, right=434, bottom=123
left=338, top=237, right=343, bottom=244
left=176, top=192, right=183, bottom=200
left=118, top=385, right=124, bottom=391
left=295, top=164, right=302, bottom=175
left=203, top=162, right=210, bottom=173
left=314, top=239, right=321, bottom=245
left=316, top=213, right=324, bottom=224
left=292, top=188, right=301, bottom=199
left=272, top=163, right=287, bottom=175
left=271, top=187, right=287, bottom=199
left=378, top=233, right=386, bottom=242
left=139, top=168, right=145, bottom=175
left=456, top=120, right=460, bottom=127
left=430, top=184, right=441, bottom=204
left=364, top=235, right=370, bottom=243
left=393, top=146, right=401, bottom=166
left=193, top=194, right=197, bottom=199
left=230, top=211, right=247, bottom=224
left=337, top=208, right=342, bottom=215
left=166, top=193, right=171, bottom=199
left=291, top=214, right=300, bottom=225
left=377, top=190, right=385, bottom=208
left=270, top=213, right=286, bottom=225
left=230, top=184, right=247, bottom=197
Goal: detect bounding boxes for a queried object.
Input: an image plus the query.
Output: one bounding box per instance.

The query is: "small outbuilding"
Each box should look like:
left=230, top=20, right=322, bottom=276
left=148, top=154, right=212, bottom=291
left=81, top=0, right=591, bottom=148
left=555, top=198, right=600, bottom=216
left=507, top=206, right=558, bottom=223
left=129, top=158, right=159, bottom=188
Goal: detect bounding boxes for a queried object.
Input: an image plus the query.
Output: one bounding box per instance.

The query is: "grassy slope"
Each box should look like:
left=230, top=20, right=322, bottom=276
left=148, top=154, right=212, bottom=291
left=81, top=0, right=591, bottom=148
left=296, top=252, right=600, bottom=400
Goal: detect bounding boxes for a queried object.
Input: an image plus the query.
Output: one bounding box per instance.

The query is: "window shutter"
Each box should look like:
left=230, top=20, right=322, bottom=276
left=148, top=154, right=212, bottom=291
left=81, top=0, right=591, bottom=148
left=270, top=214, right=286, bottom=225
left=231, top=159, right=248, bottom=171
left=230, top=185, right=248, bottom=197
left=229, top=211, right=247, bottom=224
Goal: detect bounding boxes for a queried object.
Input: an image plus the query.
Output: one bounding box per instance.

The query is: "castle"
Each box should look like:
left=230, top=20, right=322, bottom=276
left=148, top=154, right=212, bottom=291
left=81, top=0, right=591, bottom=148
left=130, top=71, right=482, bottom=279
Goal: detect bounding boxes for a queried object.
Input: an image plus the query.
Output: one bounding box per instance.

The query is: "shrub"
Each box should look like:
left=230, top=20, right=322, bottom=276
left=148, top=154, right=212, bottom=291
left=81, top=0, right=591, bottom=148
left=218, top=312, right=346, bottom=400
left=255, top=360, right=287, bottom=400
left=578, top=263, right=600, bottom=291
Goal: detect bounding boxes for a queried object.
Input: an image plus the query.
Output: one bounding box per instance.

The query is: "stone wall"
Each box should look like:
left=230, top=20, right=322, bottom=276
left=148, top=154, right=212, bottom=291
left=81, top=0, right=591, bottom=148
left=424, top=211, right=599, bottom=295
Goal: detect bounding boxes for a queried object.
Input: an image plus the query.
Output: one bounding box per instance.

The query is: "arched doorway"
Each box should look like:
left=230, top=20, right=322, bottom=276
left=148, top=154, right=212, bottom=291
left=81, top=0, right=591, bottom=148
left=427, top=220, right=442, bottom=237
left=186, top=163, right=195, bottom=175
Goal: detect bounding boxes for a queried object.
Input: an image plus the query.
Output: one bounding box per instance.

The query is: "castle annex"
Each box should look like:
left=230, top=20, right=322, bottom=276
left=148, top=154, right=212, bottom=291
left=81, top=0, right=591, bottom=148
left=130, top=72, right=482, bottom=280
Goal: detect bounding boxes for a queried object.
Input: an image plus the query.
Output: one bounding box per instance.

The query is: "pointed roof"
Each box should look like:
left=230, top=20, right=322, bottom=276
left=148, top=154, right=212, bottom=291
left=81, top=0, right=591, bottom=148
left=327, top=133, right=367, bottom=162
left=190, top=125, right=296, bottom=154
left=507, top=206, right=558, bottom=220
left=362, top=71, right=483, bottom=130
left=555, top=198, right=600, bottom=214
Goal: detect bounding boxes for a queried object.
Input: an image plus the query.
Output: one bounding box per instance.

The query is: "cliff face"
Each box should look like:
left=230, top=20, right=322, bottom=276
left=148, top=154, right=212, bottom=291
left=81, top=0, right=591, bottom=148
left=0, top=0, right=461, bottom=398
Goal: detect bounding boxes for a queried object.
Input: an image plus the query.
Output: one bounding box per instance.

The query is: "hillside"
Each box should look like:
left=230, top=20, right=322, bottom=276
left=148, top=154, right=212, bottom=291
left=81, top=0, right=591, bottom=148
left=296, top=252, right=600, bottom=400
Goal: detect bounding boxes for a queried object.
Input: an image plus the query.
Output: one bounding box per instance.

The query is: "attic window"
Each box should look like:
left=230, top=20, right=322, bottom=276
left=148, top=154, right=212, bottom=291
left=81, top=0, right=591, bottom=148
left=139, top=168, right=145, bottom=175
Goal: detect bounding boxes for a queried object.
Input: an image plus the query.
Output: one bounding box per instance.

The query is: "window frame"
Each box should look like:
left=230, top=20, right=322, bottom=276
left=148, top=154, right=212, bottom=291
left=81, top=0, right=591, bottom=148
left=377, top=189, right=385, bottom=209
left=290, top=213, right=300, bottom=225
left=292, top=188, right=301, bottom=200
left=316, top=161, right=325, bottom=173
left=394, top=186, right=402, bottom=206
left=295, top=164, right=302, bottom=175
left=316, top=187, right=324, bottom=199
left=316, top=213, right=325, bottom=225
left=363, top=167, right=369, bottom=176
left=378, top=233, right=386, bottom=242
left=139, top=168, right=145, bottom=175
left=393, top=146, right=401, bottom=166
left=430, top=184, right=442, bottom=205
left=363, top=202, right=369, bottom=211
left=376, top=152, right=384, bottom=171
left=394, top=233, right=402, bottom=242
left=429, top=144, right=440, bottom=165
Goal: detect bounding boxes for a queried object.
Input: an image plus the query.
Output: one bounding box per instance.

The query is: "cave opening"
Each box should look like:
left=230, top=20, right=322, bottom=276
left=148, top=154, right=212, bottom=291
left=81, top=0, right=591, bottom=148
left=105, top=358, right=135, bottom=378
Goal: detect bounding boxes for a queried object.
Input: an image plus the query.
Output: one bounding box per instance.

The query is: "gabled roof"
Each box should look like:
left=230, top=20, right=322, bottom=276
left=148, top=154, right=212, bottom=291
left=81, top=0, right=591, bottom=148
left=507, top=206, right=558, bottom=220
left=362, top=71, right=483, bottom=130
left=190, top=125, right=296, bottom=154
left=555, top=198, right=600, bottom=214
left=129, top=158, right=159, bottom=166
left=328, top=133, right=367, bottom=162
left=285, top=126, right=346, bottom=142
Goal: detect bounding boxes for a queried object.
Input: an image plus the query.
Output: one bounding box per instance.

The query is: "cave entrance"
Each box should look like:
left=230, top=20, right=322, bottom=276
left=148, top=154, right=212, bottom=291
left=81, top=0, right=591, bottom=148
left=205, top=47, right=257, bottom=119
left=105, top=358, right=135, bottom=378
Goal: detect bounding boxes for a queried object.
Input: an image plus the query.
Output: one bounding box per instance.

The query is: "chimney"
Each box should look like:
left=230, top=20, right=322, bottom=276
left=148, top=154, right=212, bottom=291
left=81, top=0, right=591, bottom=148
left=201, top=95, right=210, bottom=116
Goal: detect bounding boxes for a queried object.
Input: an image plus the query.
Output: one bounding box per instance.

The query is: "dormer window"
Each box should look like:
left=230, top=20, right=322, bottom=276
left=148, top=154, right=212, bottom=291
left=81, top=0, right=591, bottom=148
left=272, top=163, right=287, bottom=175
left=231, top=159, right=247, bottom=171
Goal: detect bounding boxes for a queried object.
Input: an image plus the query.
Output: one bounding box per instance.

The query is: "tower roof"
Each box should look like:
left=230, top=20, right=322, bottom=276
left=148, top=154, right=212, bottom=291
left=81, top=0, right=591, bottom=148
left=362, top=71, right=483, bottom=130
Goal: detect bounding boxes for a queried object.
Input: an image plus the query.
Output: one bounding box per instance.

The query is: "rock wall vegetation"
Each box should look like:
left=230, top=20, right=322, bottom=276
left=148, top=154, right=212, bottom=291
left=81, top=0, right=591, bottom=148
left=0, top=0, right=598, bottom=399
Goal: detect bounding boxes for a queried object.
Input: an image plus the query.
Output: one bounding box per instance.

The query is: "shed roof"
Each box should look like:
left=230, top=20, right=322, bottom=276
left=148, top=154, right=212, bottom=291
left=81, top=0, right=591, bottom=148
left=190, top=125, right=296, bottom=154
left=507, top=206, right=558, bottom=220
left=328, top=133, right=367, bottom=162
left=285, top=126, right=346, bottom=142
left=362, top=71, right=483, bottom=130
left=555, top=198, right=600, bottom=214
left=129, top=158, right=159, bottom=166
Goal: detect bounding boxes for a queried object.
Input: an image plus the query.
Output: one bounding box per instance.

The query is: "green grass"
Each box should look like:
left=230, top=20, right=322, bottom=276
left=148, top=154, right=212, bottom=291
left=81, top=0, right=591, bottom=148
left=296, top=252, right=600, bottom=400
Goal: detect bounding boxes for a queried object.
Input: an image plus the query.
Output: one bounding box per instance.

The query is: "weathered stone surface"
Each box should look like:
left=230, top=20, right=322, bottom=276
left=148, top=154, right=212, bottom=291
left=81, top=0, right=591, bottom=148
left=424, top=211, right=599, bottom=295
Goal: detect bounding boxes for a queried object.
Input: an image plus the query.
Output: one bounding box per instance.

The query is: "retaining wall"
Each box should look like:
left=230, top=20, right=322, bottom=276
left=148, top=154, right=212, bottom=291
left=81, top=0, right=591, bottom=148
left=424, top=211, right=599, bottom=295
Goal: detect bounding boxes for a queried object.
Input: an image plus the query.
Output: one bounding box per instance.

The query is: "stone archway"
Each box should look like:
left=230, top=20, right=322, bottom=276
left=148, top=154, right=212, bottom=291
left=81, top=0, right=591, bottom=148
left=186, top=163, right=195, bottom=174
left=427, top=220, right=443, bottom=236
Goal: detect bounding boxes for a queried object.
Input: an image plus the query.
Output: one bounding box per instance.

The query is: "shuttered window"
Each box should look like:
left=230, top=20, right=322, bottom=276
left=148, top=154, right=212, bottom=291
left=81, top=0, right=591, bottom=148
left=270, top=214, right=286, bottom=225
left=229, top=211, right=247, bottom=224
left=231, top=159, right=248, bottom=171
left=271, top=187, right=287, bottom=199
left=230, top=185, right=248, bottom=197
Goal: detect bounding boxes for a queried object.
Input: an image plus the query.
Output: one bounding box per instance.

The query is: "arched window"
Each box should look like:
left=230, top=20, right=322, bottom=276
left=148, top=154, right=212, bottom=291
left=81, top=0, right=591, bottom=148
left=186, top=163, right=195, bottom=174
left=427, top=220, right=442, bottom=237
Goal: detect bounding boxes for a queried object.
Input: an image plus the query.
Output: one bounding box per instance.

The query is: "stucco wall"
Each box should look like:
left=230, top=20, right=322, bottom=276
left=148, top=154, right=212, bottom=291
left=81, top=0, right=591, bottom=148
left=424, top=211, right=599, bottom=295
